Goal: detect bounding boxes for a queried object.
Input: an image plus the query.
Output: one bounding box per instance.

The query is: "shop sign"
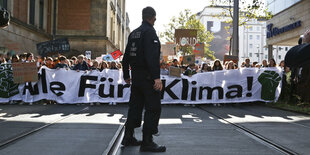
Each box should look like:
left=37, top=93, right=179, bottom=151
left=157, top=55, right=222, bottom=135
left=267, top=20, right=301, bottom=38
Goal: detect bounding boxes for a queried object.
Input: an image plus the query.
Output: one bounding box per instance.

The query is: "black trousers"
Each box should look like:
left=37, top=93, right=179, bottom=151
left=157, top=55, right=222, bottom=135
left=125, top=79, right=161, bottom=135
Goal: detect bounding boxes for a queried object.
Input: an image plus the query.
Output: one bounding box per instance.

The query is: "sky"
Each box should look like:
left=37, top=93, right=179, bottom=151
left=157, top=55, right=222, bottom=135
left=126, top=0, right=213, bottom=35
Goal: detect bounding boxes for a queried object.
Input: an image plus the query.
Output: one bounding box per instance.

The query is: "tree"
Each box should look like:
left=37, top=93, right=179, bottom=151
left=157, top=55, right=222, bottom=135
left=160, top=9, right=215, bottom=60
left=210, top=0, right=272, bottom=54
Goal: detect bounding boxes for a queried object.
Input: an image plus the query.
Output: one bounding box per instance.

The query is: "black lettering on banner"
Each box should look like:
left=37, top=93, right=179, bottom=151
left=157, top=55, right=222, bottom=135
left=99, top=78, right=114, bottom=98
left=191, top=81, right=197, bottom=101
left=199, top=86, right=223, bottom=100
left=181, top=79, right=188, bottom=100
left=50, top=82, right=65, bottom=96
left=161, top=79, right=180, bottom=99
left=23, top=82, right=39, bottom=95
left=226, top=85, right=242, bottom=99
left=118, top=84, right=130, bottom=98
left=39, top=68, right=48, bottom=93
left=78, top=76, right=98, bottom=97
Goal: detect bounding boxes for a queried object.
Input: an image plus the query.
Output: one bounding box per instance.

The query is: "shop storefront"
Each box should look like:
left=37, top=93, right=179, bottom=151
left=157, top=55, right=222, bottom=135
left=266, top=0, right=310, bottom=58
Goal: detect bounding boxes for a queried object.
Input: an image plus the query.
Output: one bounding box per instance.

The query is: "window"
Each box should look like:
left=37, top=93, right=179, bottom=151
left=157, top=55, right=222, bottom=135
left=265, top=55, right=267, bottom=59
left=249, top=35, right=253, bottom=40
left=249, top=26, right=253, bottom=31
left=285, top=47, right=288, bottom=51
left=249, top=44, right=253, bottom=48
left=257, top=26, right=260, bottom=31
left=0, top=0, right=7, bottom=9
left=279, top=55, right=281, bottom=60
left=29, top=0, right=36, bottom=25
left=39, top=0, right=44, bottom=29
left=249, top=53, right=252, bottom=57
left=256, top=35, right=260, bottom=40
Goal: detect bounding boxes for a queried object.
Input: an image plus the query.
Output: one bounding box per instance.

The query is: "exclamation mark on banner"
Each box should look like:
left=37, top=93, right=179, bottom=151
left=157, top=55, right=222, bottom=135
left=246, top=77, right=253, bottom=97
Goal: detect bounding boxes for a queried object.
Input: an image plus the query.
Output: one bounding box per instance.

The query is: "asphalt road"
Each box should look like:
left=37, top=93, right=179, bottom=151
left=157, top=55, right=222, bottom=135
left=0, top=103, right=309, bottom=155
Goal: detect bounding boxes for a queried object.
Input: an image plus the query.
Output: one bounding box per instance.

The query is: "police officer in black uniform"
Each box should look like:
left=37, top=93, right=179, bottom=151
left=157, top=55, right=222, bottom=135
left=121, top=6, right=166, bottom=152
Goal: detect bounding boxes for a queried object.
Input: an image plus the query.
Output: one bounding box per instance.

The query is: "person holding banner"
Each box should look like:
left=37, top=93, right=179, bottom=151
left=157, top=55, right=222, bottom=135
left=121, top=6, right=166, bottom=152
left=73, top=55, right=89, bottom=71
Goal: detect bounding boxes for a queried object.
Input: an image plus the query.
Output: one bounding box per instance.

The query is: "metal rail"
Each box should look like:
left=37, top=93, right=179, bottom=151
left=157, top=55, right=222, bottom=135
left=198, top=106, right=299, bottom=155
left=102, top=123, right=125, bottom=155
left=0, top=107, right=89, bottom=149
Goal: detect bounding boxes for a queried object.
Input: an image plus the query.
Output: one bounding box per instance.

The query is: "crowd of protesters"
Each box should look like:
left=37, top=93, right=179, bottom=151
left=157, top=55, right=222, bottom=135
left=160, top=57, right=287, bottom=77
left=0, top=53, right=123, bottom=72
left=1, top=29, right=309, bottom=105
left=0, top=53, right=123, bottom=105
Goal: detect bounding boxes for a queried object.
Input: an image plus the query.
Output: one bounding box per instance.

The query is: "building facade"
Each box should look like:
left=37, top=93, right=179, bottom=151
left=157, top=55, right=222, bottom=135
left=197, top=5, right=290, bottom=64
left=266, top=0, right=310, bottom=59
left=0, top=0, right=130, bottom=58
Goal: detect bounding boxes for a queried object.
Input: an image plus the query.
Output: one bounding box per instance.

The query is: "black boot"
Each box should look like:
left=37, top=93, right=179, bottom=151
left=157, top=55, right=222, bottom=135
left=121, top=129, right=142, bottom=146
left=140, top=134, right=166, bottom=152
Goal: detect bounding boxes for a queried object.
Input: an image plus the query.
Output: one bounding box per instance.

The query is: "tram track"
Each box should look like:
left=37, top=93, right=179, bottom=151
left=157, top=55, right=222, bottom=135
left=0, top=106, right=90, bottom=149
left=197, top=105, right=299, bottom=155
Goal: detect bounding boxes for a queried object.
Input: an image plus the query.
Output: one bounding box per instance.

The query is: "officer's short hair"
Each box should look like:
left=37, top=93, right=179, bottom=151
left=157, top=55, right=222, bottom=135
left=142, top=7, right=156, bottom=21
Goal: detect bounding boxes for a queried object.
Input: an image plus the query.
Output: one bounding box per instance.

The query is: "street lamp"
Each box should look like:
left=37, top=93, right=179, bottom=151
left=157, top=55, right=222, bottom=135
left=256, top=45, right=263, bottom=63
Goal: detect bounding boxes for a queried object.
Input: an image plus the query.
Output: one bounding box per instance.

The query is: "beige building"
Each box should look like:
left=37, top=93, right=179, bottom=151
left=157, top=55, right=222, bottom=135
left=0, top=0, right=130, bottom=58
left=266, top=0, right=310, bottom=58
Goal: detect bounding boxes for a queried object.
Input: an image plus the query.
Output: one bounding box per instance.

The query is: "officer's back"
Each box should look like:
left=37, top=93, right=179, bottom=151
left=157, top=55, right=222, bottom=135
left=122, top=21, right=160, bottom=86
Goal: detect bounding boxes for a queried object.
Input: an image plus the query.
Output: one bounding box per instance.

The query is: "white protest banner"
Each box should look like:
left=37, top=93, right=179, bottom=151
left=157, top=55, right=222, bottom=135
left=0, top=66, right=283, bottom=104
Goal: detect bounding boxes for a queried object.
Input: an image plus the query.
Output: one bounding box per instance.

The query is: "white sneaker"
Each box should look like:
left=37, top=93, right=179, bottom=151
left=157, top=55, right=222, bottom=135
left=29, top=102, right=33, bottom=105
left=90, top=103, right=94, bottom=106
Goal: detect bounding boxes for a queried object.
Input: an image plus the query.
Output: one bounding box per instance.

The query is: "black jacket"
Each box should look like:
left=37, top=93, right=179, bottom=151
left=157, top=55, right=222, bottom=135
left=122, top=21, right=161, bottom=82
left=73, top=61, right=89, bottom=71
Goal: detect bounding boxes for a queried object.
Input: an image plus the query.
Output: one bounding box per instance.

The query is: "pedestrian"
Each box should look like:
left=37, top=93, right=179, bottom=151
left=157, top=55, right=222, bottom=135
left=110, top=61, right=118, bottom=70
left=11, top=54, right=19, bottom=63
left=184, top=63, right=197, bottom=77
left=226, top=61, right=235, bottom=70
left=160, top=62, right=169, bottom=75
left=243, top=58, right=251, bottom=68
left=100, top=61, right=108, bottom=71
left=54, top=56, right=69, bottom=69
left=73, top=55, right=89, bottom=71
left=268, top=58, right=277, bottom=67
left=212, top=59, right=223, bottom=71
left=261, top=60, right=268, bottom=68
left=0, top=53, right=6, bottom=64
left=91, top=60, right=99, bottom=71
left=172, top=59, right=179, bottom=68
left=45, top=57, right=54, bottom=69
left=121, top=6, right=166, bottom=152
left=25, top=52, right=34, bottom=62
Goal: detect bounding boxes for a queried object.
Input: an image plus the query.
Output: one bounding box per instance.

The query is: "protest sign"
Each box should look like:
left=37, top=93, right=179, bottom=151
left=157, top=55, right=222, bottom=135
left=194, top=43, right=205, bottom=57
left=169, top=66, right=182, bottom=77
left=85, top=51, right=91, bottom=59
left=37, top=38, right=70, bottom=56
left=161, top=43, right=176, bottom=56
left=12, top=62, right=38, bottom=83
left=175, top=29, right=198, bottom=47
left=183, top=55, right=195, bottom=64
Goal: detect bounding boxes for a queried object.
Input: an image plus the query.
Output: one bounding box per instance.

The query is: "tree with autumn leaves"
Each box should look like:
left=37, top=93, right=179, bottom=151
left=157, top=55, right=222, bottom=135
left=160, top=9, right=216, bottom=60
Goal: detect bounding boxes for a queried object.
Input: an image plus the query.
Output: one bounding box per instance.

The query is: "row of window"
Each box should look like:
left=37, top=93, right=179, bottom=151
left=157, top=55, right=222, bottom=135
left=248, top=53, right=282, bottom=60
left=0, top=0, right=45, bottom=29
left=249, top=44, right=289, bottom=51
left=249, top=26, right=260, bottom=31
left=249, top=35, right=260, bottom=40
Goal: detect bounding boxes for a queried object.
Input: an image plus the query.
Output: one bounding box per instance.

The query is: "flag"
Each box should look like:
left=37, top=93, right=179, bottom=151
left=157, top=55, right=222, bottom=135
left=103, top=54, right=114, bottom=62
left=111, top=50, right=122, bottom=60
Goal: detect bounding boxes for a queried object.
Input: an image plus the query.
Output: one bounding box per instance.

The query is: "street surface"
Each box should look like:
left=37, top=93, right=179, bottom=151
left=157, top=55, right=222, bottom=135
left=0, top=104, right=309, bottom=155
